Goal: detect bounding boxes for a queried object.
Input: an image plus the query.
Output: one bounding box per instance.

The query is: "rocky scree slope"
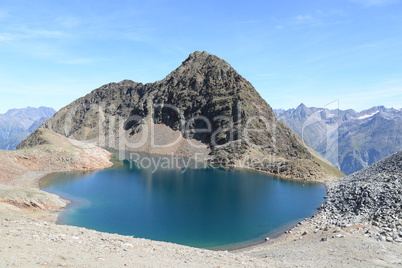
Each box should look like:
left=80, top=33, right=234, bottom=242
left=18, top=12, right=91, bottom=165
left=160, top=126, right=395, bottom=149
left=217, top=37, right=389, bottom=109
left=320, top=150, right=402, bottom=242
left=20, top=51, right=341, bottom=181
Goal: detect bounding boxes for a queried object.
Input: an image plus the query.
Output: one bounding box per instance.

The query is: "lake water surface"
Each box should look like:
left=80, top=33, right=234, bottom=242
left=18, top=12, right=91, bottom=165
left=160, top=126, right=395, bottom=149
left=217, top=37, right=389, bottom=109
left=41, top=157, right=326, bottom=249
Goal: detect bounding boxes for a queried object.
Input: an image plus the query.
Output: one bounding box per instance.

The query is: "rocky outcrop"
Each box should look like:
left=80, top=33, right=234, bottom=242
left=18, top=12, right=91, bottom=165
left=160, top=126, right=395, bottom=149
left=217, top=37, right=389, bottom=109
left=2, top=128, right=114, bottom=188
left=0, top=185, right=68, bottom=211
left=319, top=150, right=402, bottom=242
left=21, top=51, right=342, bottom=181
left=0, top=128, right=114, bottom=214
left=17, top=128, right=50, bottom=149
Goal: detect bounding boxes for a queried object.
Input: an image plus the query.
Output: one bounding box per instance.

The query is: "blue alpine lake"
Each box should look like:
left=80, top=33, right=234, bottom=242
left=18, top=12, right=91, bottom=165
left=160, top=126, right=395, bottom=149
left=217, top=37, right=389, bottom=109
left=40, top=156, right=326, bottom=250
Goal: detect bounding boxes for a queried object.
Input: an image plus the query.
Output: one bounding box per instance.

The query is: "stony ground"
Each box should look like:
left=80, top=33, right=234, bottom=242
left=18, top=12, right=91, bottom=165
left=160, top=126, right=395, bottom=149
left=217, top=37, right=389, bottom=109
left=320, top=151, right=402, bottom=243
left=239, top=151, right=402, bottom=267
left=0, top=210, right=270, bottom=268
left=0, top=131, right=269, bottom=267
left=240, top=215, right=402, bottom=267
left=2, top=203, right=401, bottom=268
left=0, top=130, right=401, bottom=267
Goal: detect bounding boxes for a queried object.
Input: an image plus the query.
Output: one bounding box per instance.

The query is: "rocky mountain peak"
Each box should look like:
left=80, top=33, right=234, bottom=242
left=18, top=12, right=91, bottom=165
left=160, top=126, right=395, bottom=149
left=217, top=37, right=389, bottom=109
left=182, top=51, right=227, bottom=67
left=298, top=103, right=307, bottom=109
left=165, top=51, right=241, bottom=87
left=19, top=52, right=342, bottom=181
left=292, top=103, right=311, bottom=118
left=186, top=50, right=211, bottom=61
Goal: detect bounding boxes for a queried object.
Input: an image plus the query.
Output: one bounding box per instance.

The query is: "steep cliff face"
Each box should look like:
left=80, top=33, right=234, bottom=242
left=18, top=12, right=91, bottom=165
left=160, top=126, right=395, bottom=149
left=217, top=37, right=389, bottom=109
left=20, top=51, right=342, bottom=181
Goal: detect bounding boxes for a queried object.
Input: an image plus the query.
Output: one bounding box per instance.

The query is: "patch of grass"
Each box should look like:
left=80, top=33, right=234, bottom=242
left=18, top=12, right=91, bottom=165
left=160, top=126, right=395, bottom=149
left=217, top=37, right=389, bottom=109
left=313, top=154, right=345, bottom=178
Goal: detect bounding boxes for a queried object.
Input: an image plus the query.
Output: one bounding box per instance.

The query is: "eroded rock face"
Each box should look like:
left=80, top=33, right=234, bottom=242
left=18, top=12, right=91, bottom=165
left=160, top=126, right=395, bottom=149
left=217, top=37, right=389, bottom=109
left=20, top=51, right=341, bottom=181
left=0, top=185, right=68, bottom=211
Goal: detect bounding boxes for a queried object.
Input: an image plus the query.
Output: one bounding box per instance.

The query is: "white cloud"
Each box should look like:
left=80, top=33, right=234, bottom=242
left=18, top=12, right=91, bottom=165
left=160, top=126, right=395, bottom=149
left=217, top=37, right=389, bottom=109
left=0, top=33, right=15, bottom=41
left=56, top=16, right=82, bottom=28
left=336, top=86, right=402, bottom=111
left=340, top=86, right=402, bottom=100
left=235, top=20, right=258, bottom=24
left=267, top=83, right=402, bottom=111
left=123, top=27, right=155, bottom=43
left=0, top=9, right=8, bottom=20
left=350, top=0, right=400, bottom=7
left=255, top=73, right=276, bottom=78
left=18, top=27, right=66, bottom=39
left=59, top=57, right=101, bottom=65
left=0, top=27, right=67, bottom=42
left=295, top=14, right=314, bottom=24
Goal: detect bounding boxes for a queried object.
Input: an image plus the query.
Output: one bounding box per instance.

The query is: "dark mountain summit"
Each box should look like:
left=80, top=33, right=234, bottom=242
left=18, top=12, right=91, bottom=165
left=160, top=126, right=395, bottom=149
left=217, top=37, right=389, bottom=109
left=19, top=52, right=342, bottom=181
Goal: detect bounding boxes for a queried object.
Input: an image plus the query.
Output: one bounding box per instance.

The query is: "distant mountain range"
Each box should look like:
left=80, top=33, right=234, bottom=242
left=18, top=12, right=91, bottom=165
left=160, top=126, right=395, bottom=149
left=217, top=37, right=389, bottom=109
left=0, top=107, right=56, bottom=150
left=274, top=104, right=402, bottom=175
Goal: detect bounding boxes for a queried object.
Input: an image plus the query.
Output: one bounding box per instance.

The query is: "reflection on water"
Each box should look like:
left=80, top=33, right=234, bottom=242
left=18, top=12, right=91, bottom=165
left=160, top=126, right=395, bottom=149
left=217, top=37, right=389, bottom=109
left=40, top=171, right=96, bottom=188
left=41, top=155, right=326, bottom=249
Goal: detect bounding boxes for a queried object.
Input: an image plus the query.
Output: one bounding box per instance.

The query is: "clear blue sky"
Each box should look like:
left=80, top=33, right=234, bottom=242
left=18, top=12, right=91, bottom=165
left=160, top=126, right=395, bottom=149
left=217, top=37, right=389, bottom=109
left=1, top=0, right=401, bottom=113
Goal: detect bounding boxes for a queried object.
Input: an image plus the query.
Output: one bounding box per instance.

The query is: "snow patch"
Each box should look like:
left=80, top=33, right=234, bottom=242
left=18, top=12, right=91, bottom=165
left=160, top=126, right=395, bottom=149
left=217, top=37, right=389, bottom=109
left=356, top=111, right=379, bottom=120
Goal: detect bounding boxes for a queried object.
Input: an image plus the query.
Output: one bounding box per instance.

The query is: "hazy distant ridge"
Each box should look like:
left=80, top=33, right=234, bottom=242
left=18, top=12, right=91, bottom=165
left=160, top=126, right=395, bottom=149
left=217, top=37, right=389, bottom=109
left=0, top=106, right=56, bottom=150
left=274, top=104, right=402, bottom=175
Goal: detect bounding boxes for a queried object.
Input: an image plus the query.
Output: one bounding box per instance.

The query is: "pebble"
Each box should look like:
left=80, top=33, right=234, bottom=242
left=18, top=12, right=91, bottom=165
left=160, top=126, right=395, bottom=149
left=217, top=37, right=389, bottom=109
left=333, top=234, right=345, bottom=238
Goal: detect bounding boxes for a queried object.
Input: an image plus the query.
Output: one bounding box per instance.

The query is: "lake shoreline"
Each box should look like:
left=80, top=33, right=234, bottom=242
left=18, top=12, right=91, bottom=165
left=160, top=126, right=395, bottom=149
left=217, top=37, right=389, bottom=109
left=2, top=148, right=401, bottom=267
left=38, top=159, right=326, bottom=252
left=212, top=221, right=300, bottom=251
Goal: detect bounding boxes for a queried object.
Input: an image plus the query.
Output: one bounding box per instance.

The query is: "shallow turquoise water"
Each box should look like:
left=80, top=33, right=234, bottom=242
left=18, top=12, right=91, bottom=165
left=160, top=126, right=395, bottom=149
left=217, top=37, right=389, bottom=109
left=41, top=159, right=326, bottom=249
